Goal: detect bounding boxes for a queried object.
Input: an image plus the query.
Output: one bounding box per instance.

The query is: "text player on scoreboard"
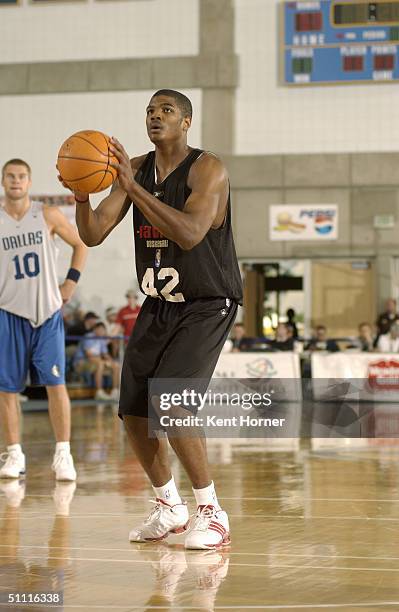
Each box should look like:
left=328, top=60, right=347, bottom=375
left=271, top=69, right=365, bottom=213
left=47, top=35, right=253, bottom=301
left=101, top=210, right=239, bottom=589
left=59, top=89, right=243, bottom=550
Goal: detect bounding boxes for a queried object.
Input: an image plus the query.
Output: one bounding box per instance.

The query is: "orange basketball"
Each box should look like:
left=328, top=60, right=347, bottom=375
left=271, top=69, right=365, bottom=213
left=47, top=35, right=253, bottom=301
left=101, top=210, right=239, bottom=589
left=57, top=130, right=118, bottom=194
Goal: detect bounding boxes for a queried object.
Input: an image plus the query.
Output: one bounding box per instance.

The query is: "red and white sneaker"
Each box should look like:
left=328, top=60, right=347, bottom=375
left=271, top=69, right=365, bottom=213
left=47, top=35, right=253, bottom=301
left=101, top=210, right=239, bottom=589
left=129, top=498, right=190, bottom=543
left=184, top=505, right=231, bottom=550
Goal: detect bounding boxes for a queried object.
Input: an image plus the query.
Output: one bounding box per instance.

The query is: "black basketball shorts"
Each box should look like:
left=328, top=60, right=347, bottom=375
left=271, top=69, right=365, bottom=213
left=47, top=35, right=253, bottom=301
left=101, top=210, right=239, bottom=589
left=118, top=296, right=238, bottom=419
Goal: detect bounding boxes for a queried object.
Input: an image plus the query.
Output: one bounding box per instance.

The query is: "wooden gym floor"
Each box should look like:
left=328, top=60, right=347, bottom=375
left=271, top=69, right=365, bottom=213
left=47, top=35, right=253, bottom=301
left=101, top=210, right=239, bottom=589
left=1, top=403, right=399, bottom=611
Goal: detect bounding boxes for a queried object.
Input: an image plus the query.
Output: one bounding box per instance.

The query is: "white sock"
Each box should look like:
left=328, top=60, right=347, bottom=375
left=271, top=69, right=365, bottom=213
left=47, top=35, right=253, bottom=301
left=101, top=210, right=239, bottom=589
left=193, top=481, right=220, bottom=509
left=7, top=444, right=22, bottom=455
left=55, top=441, right=70, bottom=454
left=153, top=476, right=182, bottom=506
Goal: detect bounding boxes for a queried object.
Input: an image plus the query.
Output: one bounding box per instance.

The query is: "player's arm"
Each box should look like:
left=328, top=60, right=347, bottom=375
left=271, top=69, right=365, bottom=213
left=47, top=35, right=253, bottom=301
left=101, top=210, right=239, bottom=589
left=58, top=155, right=145, bottom=246
left=110, top=139, right=225, bottom=251
left=44, top=206, right=88, bottom=303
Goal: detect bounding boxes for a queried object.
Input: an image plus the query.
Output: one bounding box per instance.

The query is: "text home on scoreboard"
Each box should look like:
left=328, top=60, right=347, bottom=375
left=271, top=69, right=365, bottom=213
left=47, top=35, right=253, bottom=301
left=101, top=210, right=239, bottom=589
left=282, top=1, right=399, bottom=84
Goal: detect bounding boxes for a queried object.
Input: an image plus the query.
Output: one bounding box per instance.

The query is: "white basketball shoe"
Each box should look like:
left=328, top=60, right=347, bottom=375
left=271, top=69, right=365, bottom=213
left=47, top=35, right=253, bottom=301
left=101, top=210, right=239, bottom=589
left=129, top=499, right=190, bottom=542
left=52, top=450, right=77, bottom=481
left=0, top=449, right=26, bottom=479
left=184, top=505, right=231, bottom=550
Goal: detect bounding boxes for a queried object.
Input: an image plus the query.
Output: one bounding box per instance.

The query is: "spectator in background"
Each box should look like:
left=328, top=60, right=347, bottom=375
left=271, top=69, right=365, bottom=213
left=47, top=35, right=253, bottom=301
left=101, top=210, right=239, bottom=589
left=231, top=322, right=246, bottom=352
left=286, top=308, right=299, bottom=338
left=66, top=311, right=99, bottom=347
left=271, top=323, right=294, bottom=352
left=105, top=307, right=123, bottom=359
left=117, top=290, right=141, bottom=340
left=74, top=322, right=120, bottom=401
left=376, top=322, right=399, bottom=353
left=376, top=298, right=399, bottom=342
left=305, top=325, right=340, bottom=353
left=347, top=322, right=375, bottom=352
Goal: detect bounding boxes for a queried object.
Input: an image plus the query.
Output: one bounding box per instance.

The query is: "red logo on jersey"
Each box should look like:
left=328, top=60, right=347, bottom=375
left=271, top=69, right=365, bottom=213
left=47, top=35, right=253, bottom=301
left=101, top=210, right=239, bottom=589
left=137, top=225, right=165, bottom=239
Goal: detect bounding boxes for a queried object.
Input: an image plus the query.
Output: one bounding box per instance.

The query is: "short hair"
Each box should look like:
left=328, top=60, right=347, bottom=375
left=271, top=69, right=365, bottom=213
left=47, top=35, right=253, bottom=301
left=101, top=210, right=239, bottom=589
left=316, top=325, right=326, bottom=332
left=152, top=89, right=193, bottom=119
left=2, top=158, right=31, bottom=179
left=84, top=311, right=99, bottom=321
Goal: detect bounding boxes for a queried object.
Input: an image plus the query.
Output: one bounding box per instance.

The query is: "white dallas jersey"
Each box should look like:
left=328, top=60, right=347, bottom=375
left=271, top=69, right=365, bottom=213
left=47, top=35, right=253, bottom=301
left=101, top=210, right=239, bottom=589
left=0, top=201, right=62, bottom=327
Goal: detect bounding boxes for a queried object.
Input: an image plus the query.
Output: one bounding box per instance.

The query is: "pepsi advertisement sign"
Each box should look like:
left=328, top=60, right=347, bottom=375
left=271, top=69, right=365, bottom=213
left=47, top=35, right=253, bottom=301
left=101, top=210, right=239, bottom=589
left=270, top=205, right=338, bottom=241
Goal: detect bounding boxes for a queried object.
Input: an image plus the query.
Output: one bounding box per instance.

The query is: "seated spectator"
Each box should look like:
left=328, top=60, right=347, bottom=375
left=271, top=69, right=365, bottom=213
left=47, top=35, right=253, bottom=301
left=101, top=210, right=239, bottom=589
left=117, top=290, right=141, bottom=340
left=305, top=325, right=340, bottom=352
left=376, top=322, right=399, bottom=353
left=230, top=323, right=247, bottom=352
left=347, top=322, right=375, bottom=352
left=270, top=323, right=294, bottom=351
left=286, top=308, right=299, bottom=338
left=73, top=322, right=120, bottom=401
left=375, top=298, right=399, bottom=345
left=66, top=311, right=99, bottom=347
left=105, top=307, right=123, bottom=359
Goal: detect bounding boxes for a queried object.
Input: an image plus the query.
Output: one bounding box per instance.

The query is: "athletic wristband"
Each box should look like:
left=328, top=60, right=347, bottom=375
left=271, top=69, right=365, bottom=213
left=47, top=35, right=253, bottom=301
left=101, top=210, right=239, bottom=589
left=66, top=267, right=81, bottom=283
left=75, top=195, right=89, bottom=204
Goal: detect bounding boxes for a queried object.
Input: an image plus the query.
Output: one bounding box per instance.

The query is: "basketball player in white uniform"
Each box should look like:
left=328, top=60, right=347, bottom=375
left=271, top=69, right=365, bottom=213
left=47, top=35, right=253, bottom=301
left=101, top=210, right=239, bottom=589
left=0, top=159, right=87, bottom=481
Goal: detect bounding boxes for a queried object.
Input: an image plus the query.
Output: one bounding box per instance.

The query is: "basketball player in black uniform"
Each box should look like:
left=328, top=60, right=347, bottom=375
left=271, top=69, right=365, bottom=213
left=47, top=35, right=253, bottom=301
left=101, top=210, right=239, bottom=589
left=65, top=90, right=242, bottom=549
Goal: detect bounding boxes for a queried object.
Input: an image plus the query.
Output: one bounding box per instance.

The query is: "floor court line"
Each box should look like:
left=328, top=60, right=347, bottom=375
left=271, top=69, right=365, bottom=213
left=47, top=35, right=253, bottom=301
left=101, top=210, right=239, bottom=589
left=15, top=494, right=399, bottom=503
left=2, top=544, right=399, bottom=562
left=5, top=513, right=399, bottom=522
left=42, top=605, right=399, bottom=611
left=3, top=603, right=399, bottom=610
left=0, top=605, right=389, bottom=611
left=0, top=554, right=398, bottom=572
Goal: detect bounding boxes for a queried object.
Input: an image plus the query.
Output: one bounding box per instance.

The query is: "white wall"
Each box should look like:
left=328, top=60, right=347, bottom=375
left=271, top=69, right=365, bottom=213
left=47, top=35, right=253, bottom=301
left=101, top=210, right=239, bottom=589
left=0, top=89, right=202, bottom=315
left=0, top=0, right=199, bottom=62
left=235, top=0, right=399, bottom=155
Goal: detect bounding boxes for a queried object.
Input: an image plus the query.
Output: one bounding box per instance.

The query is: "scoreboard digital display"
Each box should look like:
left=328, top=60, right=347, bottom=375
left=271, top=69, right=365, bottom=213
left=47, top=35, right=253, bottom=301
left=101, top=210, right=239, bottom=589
left=282, top=1, right=399, bottom=84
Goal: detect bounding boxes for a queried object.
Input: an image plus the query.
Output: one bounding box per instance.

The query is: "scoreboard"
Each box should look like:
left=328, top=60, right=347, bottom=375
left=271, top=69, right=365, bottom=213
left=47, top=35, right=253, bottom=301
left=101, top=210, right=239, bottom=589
left=282, top=1, right=399, bottom=84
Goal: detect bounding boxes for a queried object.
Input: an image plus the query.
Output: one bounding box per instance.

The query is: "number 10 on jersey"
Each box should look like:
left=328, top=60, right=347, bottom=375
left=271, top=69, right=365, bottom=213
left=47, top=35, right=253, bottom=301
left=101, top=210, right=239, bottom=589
left=12, top=252, right=40, bottom=280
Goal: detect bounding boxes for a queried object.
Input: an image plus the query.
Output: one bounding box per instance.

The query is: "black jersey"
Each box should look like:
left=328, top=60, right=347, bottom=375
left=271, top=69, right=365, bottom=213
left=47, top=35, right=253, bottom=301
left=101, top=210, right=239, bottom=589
left=133, top=148, right=243, bottom=304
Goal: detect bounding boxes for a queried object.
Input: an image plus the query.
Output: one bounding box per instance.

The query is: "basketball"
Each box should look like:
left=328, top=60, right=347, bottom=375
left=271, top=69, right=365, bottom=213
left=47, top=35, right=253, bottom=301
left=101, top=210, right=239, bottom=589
left=57, top=130, right=118, bottom=194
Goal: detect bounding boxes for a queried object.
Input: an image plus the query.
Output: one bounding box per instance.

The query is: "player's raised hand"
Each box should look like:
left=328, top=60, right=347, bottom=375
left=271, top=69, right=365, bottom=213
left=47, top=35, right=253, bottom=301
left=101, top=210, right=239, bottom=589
left=109, top=137, right=135, bottom=194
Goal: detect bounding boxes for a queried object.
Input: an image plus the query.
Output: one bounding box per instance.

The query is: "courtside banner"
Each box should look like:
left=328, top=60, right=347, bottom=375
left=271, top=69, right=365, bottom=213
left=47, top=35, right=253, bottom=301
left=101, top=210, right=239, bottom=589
left=270, top=205, right=338, bottom=241
left=214, top=352, right=301, bottom=382
left=311, top=353, right=399, bottom=402
left=213, top=352, right=302, bottom=401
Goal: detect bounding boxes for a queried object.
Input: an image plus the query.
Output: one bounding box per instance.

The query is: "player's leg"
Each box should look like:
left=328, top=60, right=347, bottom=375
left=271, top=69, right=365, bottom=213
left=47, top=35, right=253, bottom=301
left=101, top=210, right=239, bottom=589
left=46, top=384, right=76, bottom=481
left=0, top=393, right=20, bottom=446
left=119, top=299, right=189, bottom=541
left=123, top=415, right=189, bottom=542
left=123, top=415, right=172, bottom=486
left=0, top=393, right=25, bottom=478
left=47, top=385, right=71, bottom=442
left=167, top=434, right=210, bottom=489
left=110, top=360, right=120, bottom=399
left=0, top=310, right=28, bottom=479
left=93, top=358, right=105, bottom=391
left=154, top=298, right=238, bottom=549
left=31, top=311, right=76, bottom=481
